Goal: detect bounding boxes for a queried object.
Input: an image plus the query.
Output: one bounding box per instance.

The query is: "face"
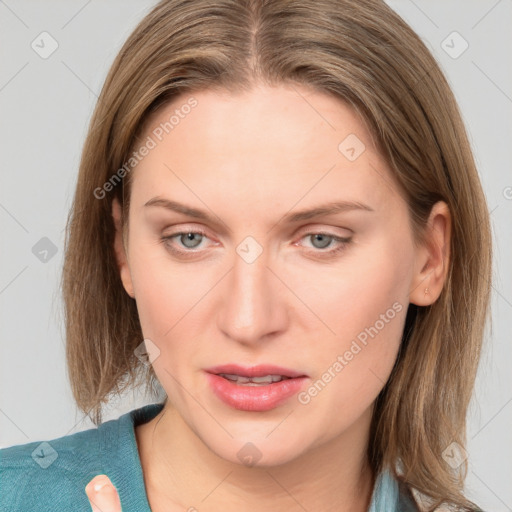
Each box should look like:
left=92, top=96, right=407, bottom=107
left=113, top=83, right=429, bottom=467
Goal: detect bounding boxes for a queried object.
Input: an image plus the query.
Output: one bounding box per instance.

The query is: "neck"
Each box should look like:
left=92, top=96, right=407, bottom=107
left=136, top=404, right=375, bottom=512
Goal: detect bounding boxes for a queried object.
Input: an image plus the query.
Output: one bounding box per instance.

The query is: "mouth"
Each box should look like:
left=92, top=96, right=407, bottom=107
left=207, top=363, right=307, bottom=386
left=217, top=373, right=292, bottom=385
left=204, top=364, right=309, bottom=411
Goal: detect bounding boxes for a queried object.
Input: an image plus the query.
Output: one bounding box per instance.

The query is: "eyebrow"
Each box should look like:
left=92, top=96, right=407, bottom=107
left=144, top=197, right=374, bottom=224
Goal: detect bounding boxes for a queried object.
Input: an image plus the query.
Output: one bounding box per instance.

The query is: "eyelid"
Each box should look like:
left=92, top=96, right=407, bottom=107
left=295, top=223, right=353, bottom=236
left=162, top=224, right=213, bottom=239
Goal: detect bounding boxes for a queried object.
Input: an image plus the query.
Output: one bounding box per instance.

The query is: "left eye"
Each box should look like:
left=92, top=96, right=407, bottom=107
left=299, top=233, right=351, bottom=253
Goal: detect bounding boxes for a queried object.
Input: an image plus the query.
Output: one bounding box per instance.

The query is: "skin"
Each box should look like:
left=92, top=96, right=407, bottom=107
left=86, top=83, right=451, bottom=512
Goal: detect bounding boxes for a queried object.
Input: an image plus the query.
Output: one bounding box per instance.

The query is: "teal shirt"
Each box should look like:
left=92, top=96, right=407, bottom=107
left=0, top=402, right=417, bottom=511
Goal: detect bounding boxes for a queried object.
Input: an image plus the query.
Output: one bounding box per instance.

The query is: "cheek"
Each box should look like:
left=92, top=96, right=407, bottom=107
left=128, top=238, right=204, bottom=345
left=292, top=235, right=412, bottom=415
left=287, top=232, right=412, bottom=345
left=129, top=248, right=210, bottom=406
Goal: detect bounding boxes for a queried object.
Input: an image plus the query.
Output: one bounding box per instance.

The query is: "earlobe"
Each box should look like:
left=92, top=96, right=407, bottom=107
left=409, top=201, right=451, bottom=306
left=112, top=198, right=135, bottom=299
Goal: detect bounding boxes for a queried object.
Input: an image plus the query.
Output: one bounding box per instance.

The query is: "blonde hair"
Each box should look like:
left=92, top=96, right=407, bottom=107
left=62, top=1, right=492, bottom=510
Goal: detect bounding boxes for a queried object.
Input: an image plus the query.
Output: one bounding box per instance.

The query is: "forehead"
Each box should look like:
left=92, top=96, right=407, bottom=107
left=130, top=84, right=404, bottom=218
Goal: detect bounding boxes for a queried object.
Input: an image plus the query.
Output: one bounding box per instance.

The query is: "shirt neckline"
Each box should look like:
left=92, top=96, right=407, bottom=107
left=98, top=402, right=164, bottom=511
left=100, top=402, right=401, bottom=511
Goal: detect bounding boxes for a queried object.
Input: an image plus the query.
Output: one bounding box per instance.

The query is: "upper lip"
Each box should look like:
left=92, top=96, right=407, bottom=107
left=205, top=364, right=307, bottom=379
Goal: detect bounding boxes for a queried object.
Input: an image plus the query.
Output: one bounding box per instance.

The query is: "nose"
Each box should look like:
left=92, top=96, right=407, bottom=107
left=216, top=243, right=289, bottom=346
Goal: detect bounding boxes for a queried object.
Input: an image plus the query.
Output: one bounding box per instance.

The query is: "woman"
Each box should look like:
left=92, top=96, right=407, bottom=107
left=0, top=0, right=491, bottom=511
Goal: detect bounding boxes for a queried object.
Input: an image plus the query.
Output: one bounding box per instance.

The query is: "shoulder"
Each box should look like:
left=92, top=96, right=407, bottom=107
left=0, top=402, right=164, bottom=512
left=0, top=426, right=103, bottom=511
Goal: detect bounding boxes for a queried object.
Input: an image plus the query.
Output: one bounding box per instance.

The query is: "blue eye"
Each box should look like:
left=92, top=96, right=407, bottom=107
left=176, top=232, right=204, bottom=249
left=300, top=233, right=352, bottom=256
left=161, top=230, right=208, bottom=253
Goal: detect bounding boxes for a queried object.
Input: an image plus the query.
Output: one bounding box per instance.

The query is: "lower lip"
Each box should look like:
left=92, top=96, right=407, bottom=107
left=206, top=373, right=308, bottom=412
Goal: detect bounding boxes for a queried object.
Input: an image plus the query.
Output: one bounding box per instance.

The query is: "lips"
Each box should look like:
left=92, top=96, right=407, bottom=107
left=205, top=364, right=309, bottom=412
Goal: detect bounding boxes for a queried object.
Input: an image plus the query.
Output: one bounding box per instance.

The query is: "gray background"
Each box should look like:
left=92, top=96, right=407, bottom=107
left=0, top=1, right=510, bottom=510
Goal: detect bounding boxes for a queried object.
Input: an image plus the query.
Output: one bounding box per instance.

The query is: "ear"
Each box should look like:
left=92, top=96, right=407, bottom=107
left=409, top=201, right=451, bottom=306
left=112, top=197, right=135, bottom=299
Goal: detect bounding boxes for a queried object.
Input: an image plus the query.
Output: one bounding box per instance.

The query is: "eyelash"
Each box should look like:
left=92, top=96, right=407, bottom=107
left=159, top=230, right=352, bottom=258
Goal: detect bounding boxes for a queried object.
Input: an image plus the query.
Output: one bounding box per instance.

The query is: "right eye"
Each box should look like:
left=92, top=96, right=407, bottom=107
left=160, top=229, right=212, bottom=256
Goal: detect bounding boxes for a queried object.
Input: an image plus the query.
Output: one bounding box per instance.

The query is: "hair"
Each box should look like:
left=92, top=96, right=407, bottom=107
left=61, top=0, right=492, bottom=510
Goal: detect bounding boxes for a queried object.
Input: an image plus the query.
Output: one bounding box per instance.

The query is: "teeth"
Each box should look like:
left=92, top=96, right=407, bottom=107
left=221, top=373, right=251, bottom=383
left=251, top=375, right=274, bottom=384
left=219, top=373, right=290, bottom=385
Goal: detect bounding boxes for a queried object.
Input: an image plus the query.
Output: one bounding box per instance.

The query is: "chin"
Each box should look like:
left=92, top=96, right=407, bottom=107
left=201, top=426, right=315, bottom=469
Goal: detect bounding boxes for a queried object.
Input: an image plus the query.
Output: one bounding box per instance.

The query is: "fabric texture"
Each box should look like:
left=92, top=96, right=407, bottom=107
left=0, top=402, right=418, bottom=511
